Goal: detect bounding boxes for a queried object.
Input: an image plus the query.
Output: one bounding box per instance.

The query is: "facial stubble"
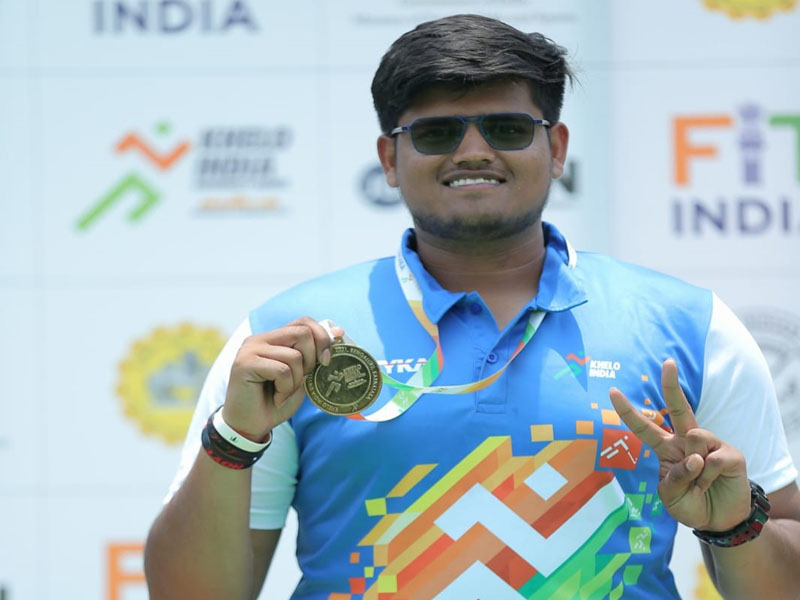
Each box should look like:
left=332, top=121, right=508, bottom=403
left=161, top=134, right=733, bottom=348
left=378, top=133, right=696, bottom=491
left=403, top=180, right=551, bottom=244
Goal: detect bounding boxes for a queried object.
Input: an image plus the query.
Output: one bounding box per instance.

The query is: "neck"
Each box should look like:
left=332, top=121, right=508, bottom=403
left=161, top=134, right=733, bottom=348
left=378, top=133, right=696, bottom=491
left=413, top=224, right=546, bottom=329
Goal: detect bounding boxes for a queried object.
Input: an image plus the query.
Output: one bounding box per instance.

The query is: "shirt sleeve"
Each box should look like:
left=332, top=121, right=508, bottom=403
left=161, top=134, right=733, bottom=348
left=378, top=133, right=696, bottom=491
left=695, top=293, right=798, bottom=494
left=164, top=318, right=300, bottom=530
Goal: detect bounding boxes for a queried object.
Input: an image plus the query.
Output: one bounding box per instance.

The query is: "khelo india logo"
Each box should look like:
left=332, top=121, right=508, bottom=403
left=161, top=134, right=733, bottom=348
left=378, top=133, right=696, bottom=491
left=76, top=119, right=290, bottom=230
left=703, top=0, right=796, bottom=18
left=117, top=323, right=226, bottom=443
left=76, top=121, right=191, bottom=230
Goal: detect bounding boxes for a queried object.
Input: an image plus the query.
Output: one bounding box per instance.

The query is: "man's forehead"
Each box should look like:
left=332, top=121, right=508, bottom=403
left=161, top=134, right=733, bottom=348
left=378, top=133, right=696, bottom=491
left=399, top=79, right=542, bottom=119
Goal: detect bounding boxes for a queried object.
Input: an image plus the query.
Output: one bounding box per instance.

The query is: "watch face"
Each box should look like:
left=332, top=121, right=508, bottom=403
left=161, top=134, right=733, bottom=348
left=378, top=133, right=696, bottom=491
left=751, top=481, right=771, bottom=513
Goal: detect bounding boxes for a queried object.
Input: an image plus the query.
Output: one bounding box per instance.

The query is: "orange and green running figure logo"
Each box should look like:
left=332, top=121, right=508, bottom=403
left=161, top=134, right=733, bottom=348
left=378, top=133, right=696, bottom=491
left=76, top=121, right=190, bottom=231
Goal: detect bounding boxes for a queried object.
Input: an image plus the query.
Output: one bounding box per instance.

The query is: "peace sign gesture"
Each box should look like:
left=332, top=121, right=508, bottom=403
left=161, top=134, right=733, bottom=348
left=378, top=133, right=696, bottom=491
left=609, top=358, right=752, bottom=532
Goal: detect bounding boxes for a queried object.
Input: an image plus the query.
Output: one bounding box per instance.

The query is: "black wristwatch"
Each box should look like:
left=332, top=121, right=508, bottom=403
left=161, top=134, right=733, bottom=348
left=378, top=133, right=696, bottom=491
left=692, top=480, right=771, bottom=548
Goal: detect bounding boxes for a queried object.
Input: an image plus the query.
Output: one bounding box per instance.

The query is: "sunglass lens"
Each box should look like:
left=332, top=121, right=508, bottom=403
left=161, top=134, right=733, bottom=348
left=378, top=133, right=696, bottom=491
left=482, top=114, right=534, bottom=149
left=410, top=117, right=464, bottom=154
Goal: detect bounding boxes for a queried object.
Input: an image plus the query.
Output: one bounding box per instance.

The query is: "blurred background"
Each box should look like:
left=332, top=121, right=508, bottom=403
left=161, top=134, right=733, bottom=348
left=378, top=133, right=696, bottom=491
left=1, top=0, right=798, bottom=598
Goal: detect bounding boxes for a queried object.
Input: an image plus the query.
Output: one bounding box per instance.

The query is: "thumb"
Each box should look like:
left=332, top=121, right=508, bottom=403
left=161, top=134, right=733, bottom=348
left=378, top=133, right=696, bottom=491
left=660, top=453, right=704, bottom=502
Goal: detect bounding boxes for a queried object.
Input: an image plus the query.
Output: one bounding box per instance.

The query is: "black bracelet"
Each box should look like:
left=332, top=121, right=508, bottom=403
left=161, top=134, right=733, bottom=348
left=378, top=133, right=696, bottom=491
left=201, top=412, right=267, bottom=470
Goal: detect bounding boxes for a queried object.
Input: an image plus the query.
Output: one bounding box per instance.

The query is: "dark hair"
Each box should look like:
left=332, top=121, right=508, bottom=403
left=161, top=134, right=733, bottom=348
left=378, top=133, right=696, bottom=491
left=371, top=14, right=574, bottom=133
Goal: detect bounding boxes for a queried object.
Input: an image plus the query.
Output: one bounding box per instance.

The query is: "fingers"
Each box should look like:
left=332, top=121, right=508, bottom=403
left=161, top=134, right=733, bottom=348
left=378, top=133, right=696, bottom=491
left=656, top=427, right=747, bottom=521
left=274, top=386, right=307, bottom=415
left=254, top=316, right=337, bottom=371
left=610, top=358, right=698, bottom=450
left=657, top=429, right=719, bottom=501
left=243, top=318, right=340, bottom=396
left=658, top=452, right=704, bottom=506
left=660, top=358, right=698, bottom=436
left=685, top=430, right=745, bottom=496
left=609, top=386, right=671, bottom=450
left=245, top=350, right=304, bottom=406
left=225, top=317, right=345, bottom=432
left=683, top=427, right=720, bottom=463
left=291, top=316, right=341, bottom=367
left=612, top=359, right=753, bottom=530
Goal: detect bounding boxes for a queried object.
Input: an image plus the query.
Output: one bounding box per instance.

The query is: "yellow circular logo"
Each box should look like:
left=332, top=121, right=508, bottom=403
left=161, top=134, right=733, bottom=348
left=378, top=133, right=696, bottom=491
left=117, top=323, right=226, bottom=444
left=703, top=0, right=796, bottom=19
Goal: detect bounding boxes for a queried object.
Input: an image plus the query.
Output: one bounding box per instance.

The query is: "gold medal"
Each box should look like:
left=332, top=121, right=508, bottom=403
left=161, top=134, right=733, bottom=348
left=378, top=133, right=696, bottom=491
left=304, top=337, right=382, bottom=416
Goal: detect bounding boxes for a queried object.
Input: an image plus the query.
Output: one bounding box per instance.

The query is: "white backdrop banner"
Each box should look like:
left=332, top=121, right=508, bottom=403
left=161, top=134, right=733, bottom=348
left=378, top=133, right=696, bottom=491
left=1, top=1, right=797, bottom=599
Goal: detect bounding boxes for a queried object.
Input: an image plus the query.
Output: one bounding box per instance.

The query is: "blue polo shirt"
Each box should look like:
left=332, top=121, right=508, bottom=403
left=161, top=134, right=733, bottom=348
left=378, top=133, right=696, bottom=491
left=168, top=222, right=793, bottom=599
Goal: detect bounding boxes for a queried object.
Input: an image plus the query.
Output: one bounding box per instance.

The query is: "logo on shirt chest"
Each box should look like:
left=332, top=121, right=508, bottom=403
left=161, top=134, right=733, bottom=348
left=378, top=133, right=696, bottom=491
left=588, top=359, right=622, bottom=379
left=377, top=357, right=428, bottom=375
left=555, top=353, right=622, bottom=380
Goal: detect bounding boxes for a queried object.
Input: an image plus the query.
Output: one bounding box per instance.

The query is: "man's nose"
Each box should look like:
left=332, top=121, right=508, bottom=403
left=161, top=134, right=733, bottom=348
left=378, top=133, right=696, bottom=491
left=450, top=123, right=495, bottom=163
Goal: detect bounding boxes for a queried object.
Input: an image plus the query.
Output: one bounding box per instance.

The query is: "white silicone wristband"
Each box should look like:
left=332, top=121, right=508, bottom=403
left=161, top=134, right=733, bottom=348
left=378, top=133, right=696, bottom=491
left=212, top=409, right=272, bottom=452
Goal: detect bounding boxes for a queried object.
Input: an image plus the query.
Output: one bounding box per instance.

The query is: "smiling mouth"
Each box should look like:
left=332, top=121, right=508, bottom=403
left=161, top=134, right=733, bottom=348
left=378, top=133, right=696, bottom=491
left=446, top=177, right=503, bottom=188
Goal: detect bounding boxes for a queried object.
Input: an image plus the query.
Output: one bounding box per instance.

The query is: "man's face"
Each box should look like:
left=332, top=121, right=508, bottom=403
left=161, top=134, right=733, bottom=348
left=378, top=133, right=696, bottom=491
left=377, top=80, right=568, bottom=244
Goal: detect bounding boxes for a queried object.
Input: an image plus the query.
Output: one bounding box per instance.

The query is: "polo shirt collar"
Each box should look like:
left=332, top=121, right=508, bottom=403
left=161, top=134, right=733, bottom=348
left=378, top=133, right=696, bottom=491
left=399, top=229, right=466, bottom=323
left=534, top=222, right=587, bottom=312
left=399, top=222, right=587, bottom=324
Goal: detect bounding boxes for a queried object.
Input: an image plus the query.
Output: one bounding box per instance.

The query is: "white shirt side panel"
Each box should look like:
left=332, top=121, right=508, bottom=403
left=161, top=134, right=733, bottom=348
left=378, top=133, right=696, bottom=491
left=695, top=294, right=798, bottom=493
left=163, top=318, right=300, bottom=530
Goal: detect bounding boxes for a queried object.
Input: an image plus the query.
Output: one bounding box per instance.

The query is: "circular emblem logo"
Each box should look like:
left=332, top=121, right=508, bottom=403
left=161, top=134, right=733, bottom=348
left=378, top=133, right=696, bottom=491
left=117, top=323, right=226, bottom=444
left=360, top=164, right=402, bottom=207
left=738, top=308, right=800, bottom=457
left=703, top=0, right=796, bottom=19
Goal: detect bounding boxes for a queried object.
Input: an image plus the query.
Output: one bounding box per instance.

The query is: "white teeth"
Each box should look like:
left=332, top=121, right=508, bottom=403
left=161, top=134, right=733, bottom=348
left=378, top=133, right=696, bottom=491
left=447, top=177, right=500, bottom=188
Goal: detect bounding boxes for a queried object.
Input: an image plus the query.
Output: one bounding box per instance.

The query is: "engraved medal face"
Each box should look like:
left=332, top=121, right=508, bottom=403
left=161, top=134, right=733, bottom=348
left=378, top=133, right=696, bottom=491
left=304, top=341, right=382, bottom=415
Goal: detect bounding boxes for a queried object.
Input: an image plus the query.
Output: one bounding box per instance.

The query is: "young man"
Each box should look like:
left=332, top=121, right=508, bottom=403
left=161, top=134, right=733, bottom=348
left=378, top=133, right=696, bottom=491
left=145, top=14, right=800, bottom=600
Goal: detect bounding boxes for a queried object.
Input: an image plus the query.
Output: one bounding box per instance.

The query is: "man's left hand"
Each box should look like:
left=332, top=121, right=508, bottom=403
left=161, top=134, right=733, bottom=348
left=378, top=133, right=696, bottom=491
left=609, top=359, right=752, bottom=532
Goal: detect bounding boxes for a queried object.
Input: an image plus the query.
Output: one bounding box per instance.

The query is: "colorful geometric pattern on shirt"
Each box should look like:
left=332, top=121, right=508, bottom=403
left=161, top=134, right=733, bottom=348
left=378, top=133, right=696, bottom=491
left=557, top=357, right=673, bottom=437
left=327, top=426, right=664, bottom=599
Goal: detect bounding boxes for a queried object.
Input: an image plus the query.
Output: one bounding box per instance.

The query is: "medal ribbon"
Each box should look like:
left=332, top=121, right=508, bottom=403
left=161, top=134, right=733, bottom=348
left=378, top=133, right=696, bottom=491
left=351, top=249, right=546, bottom=422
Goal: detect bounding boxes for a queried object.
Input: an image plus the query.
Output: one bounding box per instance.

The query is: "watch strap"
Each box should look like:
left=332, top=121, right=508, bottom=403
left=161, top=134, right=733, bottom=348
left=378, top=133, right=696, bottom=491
left=692, top=480, right=771, bottom=548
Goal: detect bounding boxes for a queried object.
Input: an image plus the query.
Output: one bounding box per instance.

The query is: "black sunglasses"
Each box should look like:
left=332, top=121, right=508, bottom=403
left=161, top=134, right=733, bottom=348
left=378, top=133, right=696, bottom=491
left=389, top=113, right=550, bottom=155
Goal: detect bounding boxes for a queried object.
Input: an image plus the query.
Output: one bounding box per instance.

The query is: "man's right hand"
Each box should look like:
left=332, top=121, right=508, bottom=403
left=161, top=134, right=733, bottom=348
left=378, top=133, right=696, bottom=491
left=221, top=316, right=341, bottom=442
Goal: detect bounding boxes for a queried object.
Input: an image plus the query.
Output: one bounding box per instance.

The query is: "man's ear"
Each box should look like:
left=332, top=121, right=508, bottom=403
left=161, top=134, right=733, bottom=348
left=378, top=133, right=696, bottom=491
left=548, top=122, right=569, bottom=179
left=377, top=134, right=399, bottom=188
